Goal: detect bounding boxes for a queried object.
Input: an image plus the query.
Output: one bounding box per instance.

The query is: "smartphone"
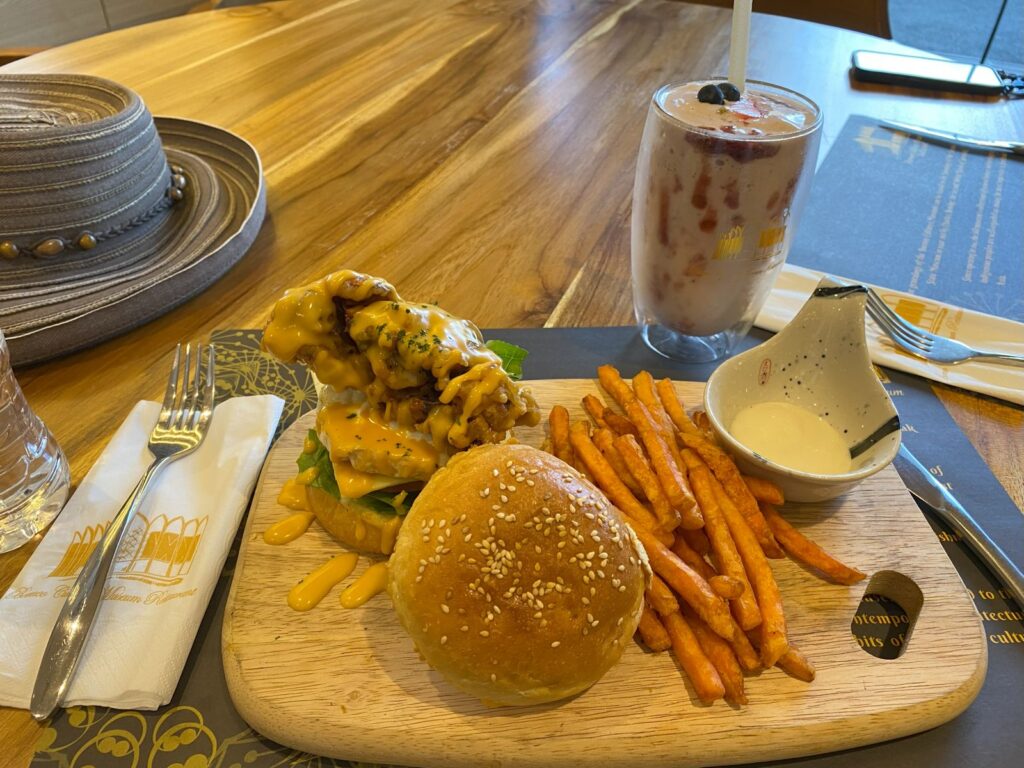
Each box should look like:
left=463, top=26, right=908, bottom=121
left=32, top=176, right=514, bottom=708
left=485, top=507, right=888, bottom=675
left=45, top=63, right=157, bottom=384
left=851, top=50, right=1004, bottom=95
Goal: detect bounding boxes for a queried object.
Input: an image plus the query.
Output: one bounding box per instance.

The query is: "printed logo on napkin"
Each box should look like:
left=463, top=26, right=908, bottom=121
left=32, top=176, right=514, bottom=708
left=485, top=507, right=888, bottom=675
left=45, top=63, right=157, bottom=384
left=0, top=388, right=284, bottom=710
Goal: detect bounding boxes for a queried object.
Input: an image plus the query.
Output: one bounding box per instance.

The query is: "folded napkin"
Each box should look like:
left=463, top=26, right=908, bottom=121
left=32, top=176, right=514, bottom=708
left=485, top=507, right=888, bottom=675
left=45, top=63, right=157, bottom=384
left=0, top=395, right=283, bottom=710
left=756, top=264, right=1024, bottom=406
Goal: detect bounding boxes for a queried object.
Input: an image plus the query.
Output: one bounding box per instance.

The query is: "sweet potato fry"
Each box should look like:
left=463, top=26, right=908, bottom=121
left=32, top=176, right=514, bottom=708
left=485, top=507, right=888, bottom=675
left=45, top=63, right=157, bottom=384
left=625, top=399, right=700, bottom=527
left=582, top=394, right=609, bottom=428
left=684, top=606, right=748, bottom=705
left=709, top=476, right=789, bottom=667
left=597, top=364, right=635, bottom=411
left=637, top=603, right=672, bottom=652
left=761, top=503, right=867, bottom=585
left=602, top=408, right=639, bottom=437
left=709, top=575, right=745, bottom=600
left=743, top=475, right=785, bottom=506
left=662, top=611, right=726, bottom=704
left=729, top=626, right=763, bottom=674
left=634, top=528, right=736, bottom=643
left=671, top=533, right=717, bottom=581
left=592, top=427, right=646, bottom=499
left=655, top=377, right=702, bottom=436
left=634, top=372, right=692, bottom=497
left=678, top=431, right=782, bottom=557
left=614, top=434, right=679, bottom=531
left=632, top=371, right=673, bottom=435
left=682, top=451, right=761, bottom=631
left=548, top=405, right=574, bottom=467
left=775, top=643, right=816, bottom=683
left=569, top=421, right=667, bottom=541
left=646, top=573, right=681, bottom=616
left=680, top=527, right=710, bottom=556
left=691, top=409, right=717, bottom=440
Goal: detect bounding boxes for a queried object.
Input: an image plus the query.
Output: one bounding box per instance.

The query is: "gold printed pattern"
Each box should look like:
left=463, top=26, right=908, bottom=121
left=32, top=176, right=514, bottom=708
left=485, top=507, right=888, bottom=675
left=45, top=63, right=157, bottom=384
left=35, top=331, right=332, bottom=768
left=33, top=705, right=376, bottom=768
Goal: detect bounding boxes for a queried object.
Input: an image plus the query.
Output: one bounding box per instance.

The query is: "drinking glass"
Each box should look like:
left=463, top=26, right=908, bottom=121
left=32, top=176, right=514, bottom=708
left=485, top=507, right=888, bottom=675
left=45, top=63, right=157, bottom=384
left=0, top=328, right=70, bottom=552
left=631, top=80, right=822, bottom=362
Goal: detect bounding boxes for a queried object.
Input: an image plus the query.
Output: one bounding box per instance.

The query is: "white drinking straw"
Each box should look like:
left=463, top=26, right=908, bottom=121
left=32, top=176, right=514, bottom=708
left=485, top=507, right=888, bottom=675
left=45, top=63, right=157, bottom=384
left=728, top=0, right=753, bottom=92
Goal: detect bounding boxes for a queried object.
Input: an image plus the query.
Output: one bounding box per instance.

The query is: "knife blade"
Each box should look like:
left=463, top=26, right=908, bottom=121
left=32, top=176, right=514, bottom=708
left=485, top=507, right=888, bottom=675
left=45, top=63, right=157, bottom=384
left=894, top=444, right=1024, bottom=608
left=880, top=120, right=1024, bottom=156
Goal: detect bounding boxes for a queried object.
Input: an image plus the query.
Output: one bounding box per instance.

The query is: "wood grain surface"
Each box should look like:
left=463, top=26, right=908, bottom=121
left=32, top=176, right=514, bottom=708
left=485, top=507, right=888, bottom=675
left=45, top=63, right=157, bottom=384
left=1, top=1, right=1021, bottom=765
left=223, top=380, right=986, bottom=768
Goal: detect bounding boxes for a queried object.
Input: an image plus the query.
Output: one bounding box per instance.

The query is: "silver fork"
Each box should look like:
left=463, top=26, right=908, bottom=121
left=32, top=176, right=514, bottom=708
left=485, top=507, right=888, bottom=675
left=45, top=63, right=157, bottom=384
left=864, top=288, right=1024, bottom=368
left=30, top=343, right=216, bottom=720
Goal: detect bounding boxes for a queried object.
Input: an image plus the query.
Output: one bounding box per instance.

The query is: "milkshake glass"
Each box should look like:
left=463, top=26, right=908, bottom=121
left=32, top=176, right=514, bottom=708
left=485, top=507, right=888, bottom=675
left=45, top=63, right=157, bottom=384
left=631, top=79, right=822, bottom=362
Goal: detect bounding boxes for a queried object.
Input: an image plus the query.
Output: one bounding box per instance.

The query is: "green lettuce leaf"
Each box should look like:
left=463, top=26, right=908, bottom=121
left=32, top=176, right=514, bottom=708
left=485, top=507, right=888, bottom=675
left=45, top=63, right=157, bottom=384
left=485, top=339, right=528, bottom=380
left=297, top=430, right=417, bottom=515
left=297, top=430, right=340, bottom=500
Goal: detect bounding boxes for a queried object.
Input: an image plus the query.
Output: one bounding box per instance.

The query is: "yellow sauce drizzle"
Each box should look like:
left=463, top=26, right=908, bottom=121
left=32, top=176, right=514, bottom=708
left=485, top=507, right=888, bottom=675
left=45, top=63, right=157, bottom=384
left=263, top=511, right=315, bottom=545
left=288, top=553, right=360, bottom=611
left=276, top=477, right=308, bottom=510
left=340, top=562, right=389, bottom=609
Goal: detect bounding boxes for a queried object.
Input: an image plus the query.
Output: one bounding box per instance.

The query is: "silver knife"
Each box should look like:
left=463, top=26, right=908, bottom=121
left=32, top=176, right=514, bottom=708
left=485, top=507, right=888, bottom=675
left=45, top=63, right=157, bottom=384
left=894, top=444, right=1024, bottom=608
left=881, top=120, right=1024, bottom=156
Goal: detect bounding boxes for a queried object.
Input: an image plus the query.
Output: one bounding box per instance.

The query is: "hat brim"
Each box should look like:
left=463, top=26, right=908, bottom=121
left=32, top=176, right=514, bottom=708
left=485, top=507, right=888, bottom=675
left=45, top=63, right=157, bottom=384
left=1, top=116, right=266, bottom=367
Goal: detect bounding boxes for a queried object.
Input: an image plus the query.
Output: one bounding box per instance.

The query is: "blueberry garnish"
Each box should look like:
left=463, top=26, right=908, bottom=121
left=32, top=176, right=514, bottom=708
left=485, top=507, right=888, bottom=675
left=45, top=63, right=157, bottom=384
left=697, top=84, right=725, bottom=105
left=718, top=82, right=741, bottom=101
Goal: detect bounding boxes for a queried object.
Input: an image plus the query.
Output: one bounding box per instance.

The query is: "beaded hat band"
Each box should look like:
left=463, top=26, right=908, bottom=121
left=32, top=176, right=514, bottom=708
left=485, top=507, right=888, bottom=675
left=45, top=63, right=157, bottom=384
left=0, top=166, right=187, bottom=260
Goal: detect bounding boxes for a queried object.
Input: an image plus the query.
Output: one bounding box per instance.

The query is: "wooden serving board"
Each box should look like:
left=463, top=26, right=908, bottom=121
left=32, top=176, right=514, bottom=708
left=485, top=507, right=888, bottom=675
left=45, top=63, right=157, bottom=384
left=222, top=380, right=986, bottom=768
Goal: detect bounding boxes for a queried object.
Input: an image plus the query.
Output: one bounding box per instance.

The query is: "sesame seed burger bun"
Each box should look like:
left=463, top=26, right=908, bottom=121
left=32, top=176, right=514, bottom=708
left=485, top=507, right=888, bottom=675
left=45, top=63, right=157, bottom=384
left=387, top=443, right=650, bottom=706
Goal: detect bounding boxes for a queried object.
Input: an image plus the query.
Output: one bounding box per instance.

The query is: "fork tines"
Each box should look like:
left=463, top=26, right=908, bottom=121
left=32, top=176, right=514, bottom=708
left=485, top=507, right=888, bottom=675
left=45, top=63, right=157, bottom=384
left=159, top=342, right=216, bottom=430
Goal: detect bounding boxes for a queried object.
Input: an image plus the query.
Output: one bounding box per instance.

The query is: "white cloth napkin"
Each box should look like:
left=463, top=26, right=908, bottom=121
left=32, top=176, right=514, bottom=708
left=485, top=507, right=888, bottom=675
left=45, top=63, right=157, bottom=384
left=0, top=395, right=283, bottom=710
left=756, top=264, right=1024, bottom=406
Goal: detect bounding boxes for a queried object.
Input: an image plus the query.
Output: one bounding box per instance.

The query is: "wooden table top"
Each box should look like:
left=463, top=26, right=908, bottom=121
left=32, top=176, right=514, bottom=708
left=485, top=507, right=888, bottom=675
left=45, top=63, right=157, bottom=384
left=1, top=0, right=1021, bottom=765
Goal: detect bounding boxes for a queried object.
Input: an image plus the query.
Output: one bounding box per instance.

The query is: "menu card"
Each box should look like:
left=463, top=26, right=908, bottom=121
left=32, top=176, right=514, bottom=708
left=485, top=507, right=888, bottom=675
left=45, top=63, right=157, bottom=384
left=790, top=114, right=1023, bottom=321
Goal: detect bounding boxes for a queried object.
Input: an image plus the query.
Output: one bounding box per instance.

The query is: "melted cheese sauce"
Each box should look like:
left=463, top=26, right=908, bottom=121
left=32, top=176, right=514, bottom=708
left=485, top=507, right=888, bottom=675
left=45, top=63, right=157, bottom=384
left=730, top=401, right=851, bottom=475
left=288, top=553, right=360, bottom=611
left=260, top=269, right=539, bottom=460
left=264, top=511, right=315, bottom=545
left=276, top=477, right=308, bottom=510
left=340, top=562, right=389, bottom=608
left=318, top=402, right=439, bottom=483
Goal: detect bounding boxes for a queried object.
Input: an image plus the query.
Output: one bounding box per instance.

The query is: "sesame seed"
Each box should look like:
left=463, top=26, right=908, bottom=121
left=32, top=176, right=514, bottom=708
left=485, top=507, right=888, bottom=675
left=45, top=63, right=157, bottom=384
left=480, top=630, right=489, bottom=637
left=500, top=495, right=509, bottom=503
left=551, top=641, right=560, bottom=648
left=499, top=482, right=507, bottom=490
left=526, top=479, right=535, bottom=487
left=508, top=485, right=516, bottom=492
left=441, top=604, right=450, bottom=613
left=491, top=673, right=497, bottom=682
left=441, top=636, right=448, bottom=645
left=618, top=585, right=627, bottom=592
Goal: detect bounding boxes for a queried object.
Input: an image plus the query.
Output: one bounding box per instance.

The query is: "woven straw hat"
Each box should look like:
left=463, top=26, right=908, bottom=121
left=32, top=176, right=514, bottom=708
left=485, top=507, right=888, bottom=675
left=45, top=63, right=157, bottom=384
left=0, top=74, right=266, bottom=366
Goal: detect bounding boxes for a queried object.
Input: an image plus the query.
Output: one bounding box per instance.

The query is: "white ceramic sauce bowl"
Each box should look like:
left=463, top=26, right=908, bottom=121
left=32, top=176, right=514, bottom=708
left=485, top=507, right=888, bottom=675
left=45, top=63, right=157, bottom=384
left=704, top=279, right=901, bottom=502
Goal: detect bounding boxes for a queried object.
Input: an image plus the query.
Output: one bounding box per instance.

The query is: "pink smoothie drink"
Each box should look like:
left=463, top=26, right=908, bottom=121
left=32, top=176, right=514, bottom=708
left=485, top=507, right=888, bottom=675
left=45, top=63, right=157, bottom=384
left=631, top=80, right=821, bottom=362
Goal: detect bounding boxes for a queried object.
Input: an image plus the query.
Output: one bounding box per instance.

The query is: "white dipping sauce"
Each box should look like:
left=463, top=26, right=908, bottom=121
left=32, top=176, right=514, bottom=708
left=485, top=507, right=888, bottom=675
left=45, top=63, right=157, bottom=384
left=730, top=401, right=851, bottom=475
